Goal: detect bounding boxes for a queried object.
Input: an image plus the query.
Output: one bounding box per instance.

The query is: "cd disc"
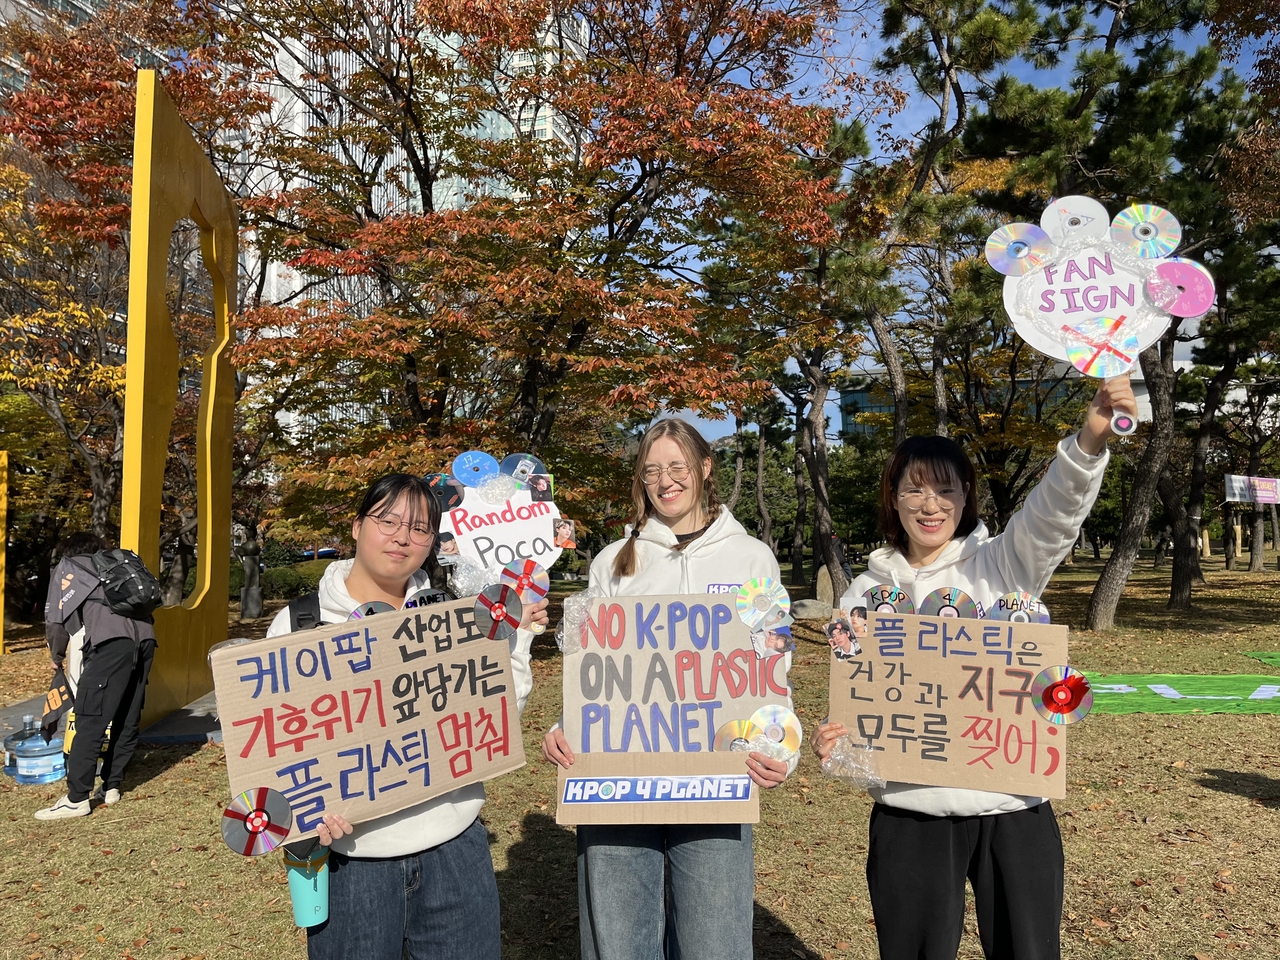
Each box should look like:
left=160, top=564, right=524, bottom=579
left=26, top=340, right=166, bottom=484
left=500, top=453, right=547, bottom=487
left=1145, top=258, right=1215, bottom=317
left=1040, top=195, right=1110, bottom=245
left=221, top=787, right=293, bottom=857
left=451, top=451, right=500, bottom=487
left=735, top=577, right=791, bottom=628
left=1110, top=204, right=1181, bottom=259
left=424, top=473, right=465, bottom=511
left=919, top=587, right=978, bottom=619
left=713, top=719, right=761, bottom=753
left=350, top=600, right=396, bottom=620
left=1064, top=315, right=1139, bottom=379
left=474, top=584, right=523, bottom=640
left=404, top=587, right=450, bottom=609
left=500, top=559, right=550, bottom=603
left=1032, top=665, right=1093, bottom=724
left=747, top=705, right=803, bottom=755
left=987, top=591, right=1051, bottom=624
left=985, top=223, right=1052, bottom=277
left=863, top=584, right=914, bottom=615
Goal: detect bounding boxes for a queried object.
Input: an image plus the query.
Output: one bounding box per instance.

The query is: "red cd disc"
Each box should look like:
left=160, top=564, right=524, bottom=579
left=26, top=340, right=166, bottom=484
left=475, top=584, right=523, bottom=640
left=221, top=786, right=293, bottom=857
left=1031, top=665, right=1093, bottom=724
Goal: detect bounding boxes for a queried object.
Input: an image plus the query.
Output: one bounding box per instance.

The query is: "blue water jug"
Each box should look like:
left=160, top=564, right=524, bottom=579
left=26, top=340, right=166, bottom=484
left=3, top=715, right=66, bottom=785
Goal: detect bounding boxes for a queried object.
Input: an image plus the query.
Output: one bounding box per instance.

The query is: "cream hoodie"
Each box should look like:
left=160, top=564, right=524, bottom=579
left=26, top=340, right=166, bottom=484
left=266, top=559, right=535, bottom=857
left=839, top=434, right=1108, bottom=818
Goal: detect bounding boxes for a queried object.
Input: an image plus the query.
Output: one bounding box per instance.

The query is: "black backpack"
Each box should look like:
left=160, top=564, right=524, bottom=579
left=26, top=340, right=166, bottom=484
left=73, top=548, right=164, bottom=621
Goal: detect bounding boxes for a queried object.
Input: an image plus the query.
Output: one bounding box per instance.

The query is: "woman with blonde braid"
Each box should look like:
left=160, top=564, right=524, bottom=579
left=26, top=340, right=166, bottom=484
left=542, top=418, right=793, bottom=960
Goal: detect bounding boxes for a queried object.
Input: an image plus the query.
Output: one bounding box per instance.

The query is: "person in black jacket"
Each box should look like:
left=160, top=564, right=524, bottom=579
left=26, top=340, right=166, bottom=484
left=36, top=533, right=157, bottom=820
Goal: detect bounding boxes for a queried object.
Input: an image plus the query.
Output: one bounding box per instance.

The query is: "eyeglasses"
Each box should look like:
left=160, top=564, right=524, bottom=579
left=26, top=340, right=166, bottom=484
left=368, top=514, right=435, bottom=546
left=641, top=462, right=691, bottom=485
left=897, top=487, right=965, bottom=512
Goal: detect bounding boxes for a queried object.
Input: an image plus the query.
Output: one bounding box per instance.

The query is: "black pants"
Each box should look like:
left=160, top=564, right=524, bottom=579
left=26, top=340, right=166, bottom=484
left=866, top=801, right=1063, bottom=960
left=67, top=637, right=156, bottom=802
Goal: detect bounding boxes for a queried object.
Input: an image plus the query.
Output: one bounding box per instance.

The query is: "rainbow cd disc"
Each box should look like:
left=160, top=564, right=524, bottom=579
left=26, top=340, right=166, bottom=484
left=499, top=559, right=550, bottom=603
left=451, top=450, right=500, bottom=487
left=919, top=587, right=978, bottom=619
left=987, top=591, right=1051, bottom=624
left=424, top=472, right=465, bottom=511
left=404, top=587, right=450, bottom=609
left=350, top=600, right=396, bottom=620
left=984, top=223, right=1052, bottom=276
left=1145, top=258, right=1215, bottom=317
left=474, top=584, right=523, bottom=640
left=1064, top=315, right=1139, bottom=379
left=735, top=577, right=791, bottom=629
left=500, top=453, right=547, bottom=487
left=1032, top=665, right=1093, bottom=724
left=713, top=719, right=761, bottom=753
left=1110, top=204, right=1181, bottom=259
left=863, top=584, right=914, bottom=614
left=221, top=786, right=293, bottom=857
left=1040, top=195, right=1110, bottom=244
left=747, top=705, right=803, bottom=755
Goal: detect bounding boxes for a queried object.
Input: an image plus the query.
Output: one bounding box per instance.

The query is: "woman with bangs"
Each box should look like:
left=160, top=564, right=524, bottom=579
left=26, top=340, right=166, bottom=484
left=812, top=379, right=1136, bottom=960
left=542, top=418, right=793, bottom=960
left=266, top=473, right=547, bottom=960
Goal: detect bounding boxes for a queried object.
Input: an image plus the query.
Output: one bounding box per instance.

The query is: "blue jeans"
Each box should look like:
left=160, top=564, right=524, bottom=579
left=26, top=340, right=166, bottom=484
left=577, top=822, right=754, bottom=960
left=307, top=817, right=500, bottom=960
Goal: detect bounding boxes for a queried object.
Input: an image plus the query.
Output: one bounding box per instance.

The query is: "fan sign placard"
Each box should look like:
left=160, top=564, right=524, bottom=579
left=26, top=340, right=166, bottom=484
left=558, top=593, right=793, bottom=825
left=439, top=486, right=564, bottom=572
left=826, top=612, right=1070, bottom=798
left=211, top=600, right=525, bottom=842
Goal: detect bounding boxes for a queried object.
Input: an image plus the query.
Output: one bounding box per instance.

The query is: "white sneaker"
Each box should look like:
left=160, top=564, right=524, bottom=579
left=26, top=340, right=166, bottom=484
left=34, top=795, right=90, bottom=820
left=94, top=787, right=121, bottom=805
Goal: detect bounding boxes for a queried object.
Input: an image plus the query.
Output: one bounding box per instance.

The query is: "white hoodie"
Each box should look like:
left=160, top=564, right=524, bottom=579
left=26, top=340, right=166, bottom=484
left=266, top=559, right=535, bottom=857
left=839, top=435, right=1108, bottom=818
left=588, top=506, right=798, bottom=776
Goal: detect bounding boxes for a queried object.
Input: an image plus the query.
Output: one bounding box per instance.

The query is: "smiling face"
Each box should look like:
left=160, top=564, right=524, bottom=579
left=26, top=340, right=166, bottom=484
left=643, top=435, right=711, bottom=534
left=895, top=461, right=966, bottom=567
left=351, top=492, right=436, bottom=588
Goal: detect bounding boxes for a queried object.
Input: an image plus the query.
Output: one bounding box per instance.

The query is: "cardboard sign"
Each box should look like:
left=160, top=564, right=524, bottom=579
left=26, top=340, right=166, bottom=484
left=558, top=593, right=793, bottom=825
left=440, top=487, right=564, bottom=570
left=211, top=599, right=525, bottom=841
left=827, top=612, right=1069, bottom=799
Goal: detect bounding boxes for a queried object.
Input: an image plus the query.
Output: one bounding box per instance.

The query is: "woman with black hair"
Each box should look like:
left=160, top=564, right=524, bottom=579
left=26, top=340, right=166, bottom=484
left=811, top=379, right=1135, bottom=960
left=266, top=473, right=547, bottom=960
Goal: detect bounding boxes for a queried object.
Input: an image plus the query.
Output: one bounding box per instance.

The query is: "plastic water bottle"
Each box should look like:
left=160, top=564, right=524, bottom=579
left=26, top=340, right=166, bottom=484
left=3, top=715, right=66, bottom=785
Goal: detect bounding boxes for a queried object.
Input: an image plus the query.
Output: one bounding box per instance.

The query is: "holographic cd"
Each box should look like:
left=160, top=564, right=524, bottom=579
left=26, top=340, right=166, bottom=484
left=404, top=587, right=450, bottom=609
left=1110, top=204, right=1181, bottom=259
left=984, top=223, right=1052, bottom=276
left=349, top=600, right=396, bottom=620
left=1145, top=258, right=1215, bottom=318
left=986, top=591, right=1051, bottom=624
left=221, top=787, right=293, bottom=857
left=1031, top=665, right=1093, bottom=724
left=1040, top=195, right=1110, bottom=244
left=735, top=577, right=791, bottom=628
left=500, top=559, right=550, bottom=603
left=863, top=584, right=914, bottom=615
left=747, top=705, right=803, bottom=755
left=500, top=453, right=547, bottom=487
left=474, top=583, right=523, bottom=640
left=713, top=719, right=761, bottom=753
left=424, top=472, right=465, bottom=511
left=919, top=587, right=978, bottom=619
left=451, top=450, right=500, bottom=487
left=1063, top=315, right=1139, bottom=379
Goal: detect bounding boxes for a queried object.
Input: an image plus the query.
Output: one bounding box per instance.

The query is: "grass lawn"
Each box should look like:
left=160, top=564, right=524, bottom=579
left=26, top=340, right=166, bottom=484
left=2, top=559, right=1278, bottom=959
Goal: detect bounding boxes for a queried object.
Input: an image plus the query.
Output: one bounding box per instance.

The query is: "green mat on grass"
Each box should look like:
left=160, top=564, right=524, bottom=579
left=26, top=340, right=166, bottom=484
left=1244, top=651, right=1280, bottom=667
left=1085, top=673, right=1280, bottom=714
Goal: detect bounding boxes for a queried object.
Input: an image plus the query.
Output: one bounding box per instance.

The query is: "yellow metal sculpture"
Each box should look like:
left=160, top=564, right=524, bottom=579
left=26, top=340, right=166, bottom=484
left=0, top=450, right=6, bottom=657
left=121, top=71, right=237, bottom=727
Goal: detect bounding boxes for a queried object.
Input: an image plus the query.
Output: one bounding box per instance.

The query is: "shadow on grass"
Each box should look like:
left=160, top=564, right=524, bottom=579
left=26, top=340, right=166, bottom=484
left=121, top=741, right=206, bottom=794
left=1194, top=768, right=1280, bottom=808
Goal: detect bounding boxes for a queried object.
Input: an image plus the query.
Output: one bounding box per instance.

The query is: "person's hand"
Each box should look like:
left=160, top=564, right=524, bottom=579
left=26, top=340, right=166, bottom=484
left=810, top=721, right=847, bottom=761
left=522, top=598, right=550, bottom=632
left=316, top=814, right=353, bottom=846
left=1079, top=377, right=1138, bottom=455
left=746, top=753, right=788, bottom=788
left=542, top=727, right=574, bottom=768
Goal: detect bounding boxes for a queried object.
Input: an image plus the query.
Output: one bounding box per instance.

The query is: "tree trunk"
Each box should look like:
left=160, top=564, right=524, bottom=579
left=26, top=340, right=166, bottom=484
left=1224, top=501, right=1237, bottom=570
left=160, top=514, right=197, bottom=607
left=1271, top=503, right=1279, bottom=554
left=1085, top=331, right=1179, bottom=631
left=755, top=427, right=773, bottom=551
left=866, top=308, right=909, bottom=447
left=932, top=327, right=948, bottom=437
left=726, top=415, right=745, bottom=511
left=794, top=346, right=850, bottom=600
left=1250, top=505, right=1267, bottom=572
left=1159, top=461, right=1201, bottom=609
left=791, top=459, right=807, bottom=586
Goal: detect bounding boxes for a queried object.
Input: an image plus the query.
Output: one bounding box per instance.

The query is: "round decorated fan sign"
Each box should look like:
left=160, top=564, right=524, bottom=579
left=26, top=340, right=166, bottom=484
left=987, top=197, right=1215, bottom=436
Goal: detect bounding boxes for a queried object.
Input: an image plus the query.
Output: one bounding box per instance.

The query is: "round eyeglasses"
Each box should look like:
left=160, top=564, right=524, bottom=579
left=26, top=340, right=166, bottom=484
left=641, top=462, right=692, bottom=485
left=369, top=514, right=435, bottom=545
left=897, top=488, right=964, bottom=512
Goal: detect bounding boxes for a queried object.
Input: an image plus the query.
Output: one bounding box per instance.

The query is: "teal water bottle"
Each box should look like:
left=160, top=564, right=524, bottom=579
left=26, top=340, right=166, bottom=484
left=283, top=839, right=329, bottom=927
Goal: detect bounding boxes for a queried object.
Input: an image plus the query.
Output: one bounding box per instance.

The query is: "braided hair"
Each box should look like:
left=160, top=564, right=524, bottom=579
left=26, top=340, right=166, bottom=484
left=612, top=419, right=723, bottom=578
